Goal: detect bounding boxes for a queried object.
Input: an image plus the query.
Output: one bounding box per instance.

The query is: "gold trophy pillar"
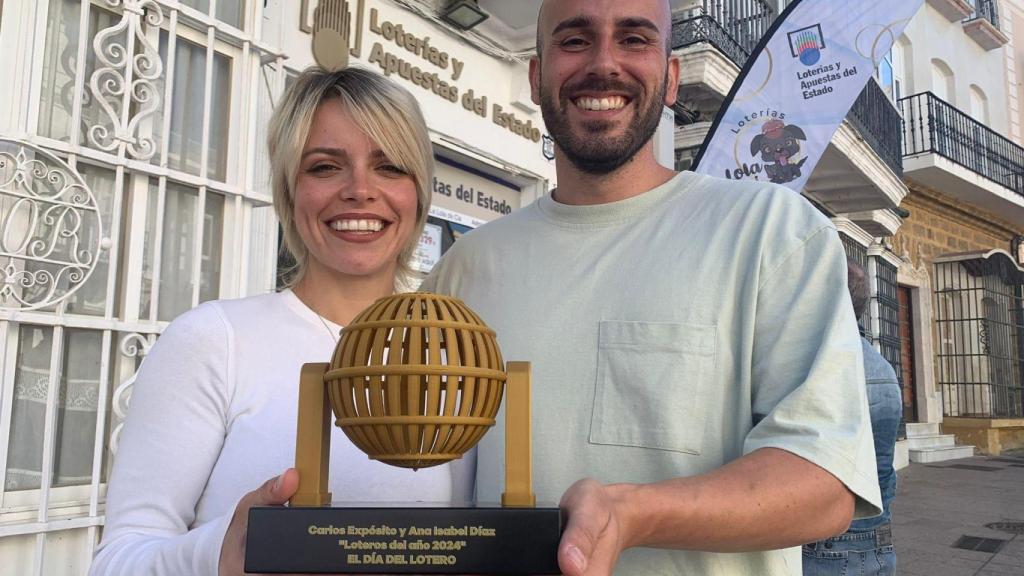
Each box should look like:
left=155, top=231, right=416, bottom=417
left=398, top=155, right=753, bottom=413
left=290, top=360, right=536, bottom=509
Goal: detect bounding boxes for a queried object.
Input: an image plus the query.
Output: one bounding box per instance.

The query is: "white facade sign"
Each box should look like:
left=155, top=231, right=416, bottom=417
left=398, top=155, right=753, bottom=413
left=431, top=160, right=520, bottom=225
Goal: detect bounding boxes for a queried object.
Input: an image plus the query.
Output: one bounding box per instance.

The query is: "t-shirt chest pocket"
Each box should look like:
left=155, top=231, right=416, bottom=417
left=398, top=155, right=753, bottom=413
left=590, top=320, right=716, bottom=455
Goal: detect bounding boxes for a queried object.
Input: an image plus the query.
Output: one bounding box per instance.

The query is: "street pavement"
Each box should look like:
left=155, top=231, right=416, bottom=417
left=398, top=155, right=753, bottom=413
left=892, top=450, right=1024, bottom=575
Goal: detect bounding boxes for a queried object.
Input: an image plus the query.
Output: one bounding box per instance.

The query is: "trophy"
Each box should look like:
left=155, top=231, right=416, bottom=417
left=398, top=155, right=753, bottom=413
left=245, top=293, right=562, bottom=574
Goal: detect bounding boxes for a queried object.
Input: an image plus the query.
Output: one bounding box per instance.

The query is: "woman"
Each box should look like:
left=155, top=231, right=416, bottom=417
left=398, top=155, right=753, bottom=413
left=91, top=67, right=462, bottom=575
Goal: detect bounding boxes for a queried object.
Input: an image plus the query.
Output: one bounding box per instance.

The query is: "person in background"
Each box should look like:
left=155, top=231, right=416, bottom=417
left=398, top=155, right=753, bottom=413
left=423, top=0, right=882, bottom=574
left=803, top=258, right=902, bottom=576
left=90, top=66, right=469, bottom=576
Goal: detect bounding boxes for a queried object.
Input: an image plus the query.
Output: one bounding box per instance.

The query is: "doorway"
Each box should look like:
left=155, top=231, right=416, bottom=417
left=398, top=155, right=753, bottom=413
left=898, top=285, right=919, bottom=423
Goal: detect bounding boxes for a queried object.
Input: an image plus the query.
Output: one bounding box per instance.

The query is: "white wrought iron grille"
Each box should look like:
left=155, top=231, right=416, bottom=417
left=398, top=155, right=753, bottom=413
left=0, top=139, right=106, bottom=312
left=0, top=0, right=285, bottom=573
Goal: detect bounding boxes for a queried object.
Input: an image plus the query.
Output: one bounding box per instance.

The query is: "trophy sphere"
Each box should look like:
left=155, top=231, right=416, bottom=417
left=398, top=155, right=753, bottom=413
left=325, top=293, right=506, bottom=469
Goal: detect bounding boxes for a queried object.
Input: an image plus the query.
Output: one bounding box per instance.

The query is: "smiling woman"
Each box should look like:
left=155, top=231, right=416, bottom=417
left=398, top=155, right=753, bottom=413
left=269, top=67, right=433, bottom=293
left=89, top=68, right=457, bottom=576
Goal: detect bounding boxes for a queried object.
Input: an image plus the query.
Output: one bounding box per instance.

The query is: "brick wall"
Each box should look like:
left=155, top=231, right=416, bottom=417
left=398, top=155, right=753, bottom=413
left=893, top=184, right=1022, bottom=269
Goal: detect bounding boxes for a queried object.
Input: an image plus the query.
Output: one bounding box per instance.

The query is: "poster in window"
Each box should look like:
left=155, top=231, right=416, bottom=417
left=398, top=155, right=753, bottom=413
left=412, top=223, right=443, bottom=273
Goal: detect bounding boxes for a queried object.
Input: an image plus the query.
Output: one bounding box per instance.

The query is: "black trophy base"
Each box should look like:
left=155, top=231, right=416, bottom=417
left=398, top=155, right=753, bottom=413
left=245, top=505, right=562, bottom=574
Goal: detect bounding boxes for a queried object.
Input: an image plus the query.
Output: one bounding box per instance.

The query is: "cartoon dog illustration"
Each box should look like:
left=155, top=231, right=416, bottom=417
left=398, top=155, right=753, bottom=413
left=750, top=119, right=808, bottom=184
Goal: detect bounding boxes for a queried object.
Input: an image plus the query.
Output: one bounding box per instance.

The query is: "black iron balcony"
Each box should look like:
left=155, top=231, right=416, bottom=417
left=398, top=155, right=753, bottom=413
left=703, top=0, right=775, bottom=56
left=900, top=92, right=1024, bottom=197
left=671, top=0, right=775, bottom=67
left=672, top=13, right=750, bottom=67
left=849, top=79, right=904, bottom=176
left=967, top=0, right=1000, bottom=27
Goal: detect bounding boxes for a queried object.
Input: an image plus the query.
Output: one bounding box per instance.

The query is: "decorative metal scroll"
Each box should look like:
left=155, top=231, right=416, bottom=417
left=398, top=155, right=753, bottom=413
left=0, top=139, right=106, bottom=311
left=88, top=0, right=164, bottom=160
left=109, top=332, right=154, bottom=455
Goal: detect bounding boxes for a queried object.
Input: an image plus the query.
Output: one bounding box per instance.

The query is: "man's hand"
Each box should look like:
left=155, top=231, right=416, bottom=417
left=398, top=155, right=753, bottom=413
left=557, top=479, right=634, bottom=576
left=554, top=449, right=856, bottom=575
left=219, top=469, right=300, bottom=576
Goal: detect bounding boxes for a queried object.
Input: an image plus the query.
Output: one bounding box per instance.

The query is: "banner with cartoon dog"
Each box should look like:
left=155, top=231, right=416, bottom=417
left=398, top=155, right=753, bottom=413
left=691, top=0, right=924, bottom=190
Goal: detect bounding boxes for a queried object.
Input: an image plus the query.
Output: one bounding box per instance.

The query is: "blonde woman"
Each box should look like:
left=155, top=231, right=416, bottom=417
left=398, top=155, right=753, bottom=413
left=91, top=67, right=462, bottom=576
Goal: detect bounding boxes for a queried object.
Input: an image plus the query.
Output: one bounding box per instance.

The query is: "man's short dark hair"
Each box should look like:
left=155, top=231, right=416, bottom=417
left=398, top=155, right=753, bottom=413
left=847, top=258, right=871, bottom=320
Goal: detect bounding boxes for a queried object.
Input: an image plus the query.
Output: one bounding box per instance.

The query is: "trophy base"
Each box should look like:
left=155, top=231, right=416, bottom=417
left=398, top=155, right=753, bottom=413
left=245, top=505, right=562, bottom=574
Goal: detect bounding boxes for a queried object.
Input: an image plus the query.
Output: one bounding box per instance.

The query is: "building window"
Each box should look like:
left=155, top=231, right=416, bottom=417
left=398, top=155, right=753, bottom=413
left=157, top=32, right=234, bottom=181
left=180, top=0, right=245, bottom=29
left=840, top=233, right=872, bottom=338
left=876, top=258, right=903, bottom=379
left=931, top=58, right=955, bottom=104
left=3, top=326, right=111, bottom=502
left=969, top=84, right=990, bottom=124
left=876, top=40, right=905, bottom=104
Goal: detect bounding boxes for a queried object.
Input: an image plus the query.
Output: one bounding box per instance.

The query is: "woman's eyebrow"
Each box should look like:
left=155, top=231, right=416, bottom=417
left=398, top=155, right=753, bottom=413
left=301, top=147, right=348, bottom=160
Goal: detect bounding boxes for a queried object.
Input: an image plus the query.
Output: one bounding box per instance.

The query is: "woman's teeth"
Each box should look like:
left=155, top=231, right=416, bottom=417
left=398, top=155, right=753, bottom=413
left=575, top=96, right=627, bottom=111
left=330, top=219, right=383, bottom=232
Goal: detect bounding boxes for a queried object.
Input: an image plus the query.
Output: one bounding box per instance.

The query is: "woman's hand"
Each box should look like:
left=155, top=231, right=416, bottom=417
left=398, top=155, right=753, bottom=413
left=219, top=469, right=300, bottom=576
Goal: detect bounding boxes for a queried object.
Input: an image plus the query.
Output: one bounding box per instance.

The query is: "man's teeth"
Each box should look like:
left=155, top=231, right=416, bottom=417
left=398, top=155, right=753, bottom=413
left=330, top=219, right=384, bottom=232
left=575, top=96, right=627, bottom=111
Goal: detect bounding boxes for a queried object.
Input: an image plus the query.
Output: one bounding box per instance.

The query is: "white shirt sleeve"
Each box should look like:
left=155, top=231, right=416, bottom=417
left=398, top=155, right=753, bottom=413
left=90, top=303, right=235, bottom=576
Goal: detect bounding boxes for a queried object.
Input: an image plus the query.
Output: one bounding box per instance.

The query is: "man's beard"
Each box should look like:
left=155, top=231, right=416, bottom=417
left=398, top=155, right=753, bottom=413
left=540, top=73, right=668, bottom=175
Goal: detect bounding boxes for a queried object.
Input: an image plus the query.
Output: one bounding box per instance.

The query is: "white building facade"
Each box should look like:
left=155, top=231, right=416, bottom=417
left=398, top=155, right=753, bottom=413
left=0, top=0, right=554, bottom=573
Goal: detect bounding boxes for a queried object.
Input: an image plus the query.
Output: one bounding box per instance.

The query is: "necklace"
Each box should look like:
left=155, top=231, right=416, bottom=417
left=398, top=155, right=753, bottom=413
left=316, top=313, right=340, bottom=345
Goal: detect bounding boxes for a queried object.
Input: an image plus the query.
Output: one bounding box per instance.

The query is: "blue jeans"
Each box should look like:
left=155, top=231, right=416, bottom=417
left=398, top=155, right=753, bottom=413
left=802, top=524, right=895, bottom=576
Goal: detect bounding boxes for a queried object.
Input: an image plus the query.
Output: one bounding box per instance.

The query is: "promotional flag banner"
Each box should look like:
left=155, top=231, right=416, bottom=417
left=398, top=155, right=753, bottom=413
left=692, top=0, right=925, bottom=190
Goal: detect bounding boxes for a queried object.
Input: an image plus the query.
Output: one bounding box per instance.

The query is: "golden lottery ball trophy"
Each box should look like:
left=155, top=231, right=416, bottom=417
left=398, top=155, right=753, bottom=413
left=245, top=293, right=561, bottom=574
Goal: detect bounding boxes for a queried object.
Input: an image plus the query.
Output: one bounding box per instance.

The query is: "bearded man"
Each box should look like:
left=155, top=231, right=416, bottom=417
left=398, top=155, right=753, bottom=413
left=424, top=1, right=882, bottom=574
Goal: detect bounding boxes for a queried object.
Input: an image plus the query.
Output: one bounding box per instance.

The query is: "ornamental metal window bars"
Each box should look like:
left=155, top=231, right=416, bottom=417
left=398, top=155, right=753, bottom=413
left=0, top=139, right=106, bottom=311
left=0, top=1, right=284, bottom=573
left=934, top=251, right=1024, bottom=419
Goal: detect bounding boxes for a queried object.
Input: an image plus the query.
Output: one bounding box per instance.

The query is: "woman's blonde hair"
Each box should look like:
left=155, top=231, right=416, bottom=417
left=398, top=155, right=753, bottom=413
left=267, top=66, right=433, bottom=288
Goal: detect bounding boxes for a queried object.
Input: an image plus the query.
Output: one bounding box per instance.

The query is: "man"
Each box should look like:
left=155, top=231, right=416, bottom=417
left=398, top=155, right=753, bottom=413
left=803, top=260, right=901, bottom=576
left=423, top=1, right=881, bottom=574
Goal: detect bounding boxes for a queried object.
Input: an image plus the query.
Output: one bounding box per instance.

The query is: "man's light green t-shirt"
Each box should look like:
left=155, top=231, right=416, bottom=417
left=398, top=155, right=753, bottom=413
left=423, top=171, right=882, bottom=575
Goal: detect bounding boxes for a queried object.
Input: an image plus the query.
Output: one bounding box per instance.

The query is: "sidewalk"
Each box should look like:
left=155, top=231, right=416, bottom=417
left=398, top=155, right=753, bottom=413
left=892, top=450, right=1024, bottom=575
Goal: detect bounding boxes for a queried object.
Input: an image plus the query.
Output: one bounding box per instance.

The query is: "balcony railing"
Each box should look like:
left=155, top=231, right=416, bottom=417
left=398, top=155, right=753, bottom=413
left=900, top=92, right=1024, bottom=197
left=671, top=0, right=775, bottom=67
left=967, top=0, right=1000, bottom=27
left=849, top=79, right=904, bottom=175
left=704, top=0, right=775, bottom=56
left=672, top=14, right=750, bottom=67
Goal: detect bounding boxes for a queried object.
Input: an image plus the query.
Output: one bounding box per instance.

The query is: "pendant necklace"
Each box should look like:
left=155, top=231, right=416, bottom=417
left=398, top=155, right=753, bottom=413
left=316, top=312, right=340, bottom=345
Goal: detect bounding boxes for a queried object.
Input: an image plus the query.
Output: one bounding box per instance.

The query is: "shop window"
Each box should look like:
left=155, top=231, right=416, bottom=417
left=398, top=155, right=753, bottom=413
left=428, top=216, right=472, bottom=258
